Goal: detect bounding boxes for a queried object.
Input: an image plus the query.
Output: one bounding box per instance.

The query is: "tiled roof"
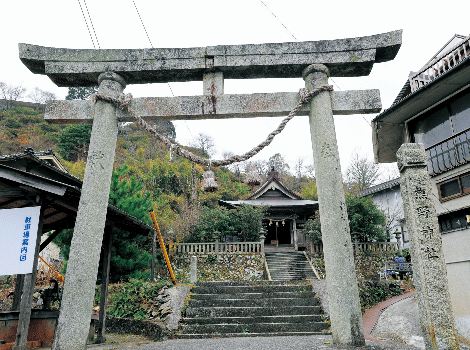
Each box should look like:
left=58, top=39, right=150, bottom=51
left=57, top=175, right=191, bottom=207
left=358, top=177, right=400, bottom=197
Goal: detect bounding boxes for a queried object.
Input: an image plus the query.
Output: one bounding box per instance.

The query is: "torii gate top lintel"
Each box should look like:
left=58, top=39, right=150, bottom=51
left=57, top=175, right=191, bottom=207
left=19, top=30, right=402, bottom=87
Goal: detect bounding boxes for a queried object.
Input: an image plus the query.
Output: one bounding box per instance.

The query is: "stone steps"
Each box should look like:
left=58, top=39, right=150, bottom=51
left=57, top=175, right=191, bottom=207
left=265, top=252, right=317, bottom=281
left=185, top=305, right=323, bottom=318
left=177, top=281, right=330, bottom=338
left=177, top=331, right=328, bottom=339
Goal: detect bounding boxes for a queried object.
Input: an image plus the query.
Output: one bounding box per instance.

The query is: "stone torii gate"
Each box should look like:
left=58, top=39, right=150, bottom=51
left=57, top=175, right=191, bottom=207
left=19, top=30, right=402, bottom=349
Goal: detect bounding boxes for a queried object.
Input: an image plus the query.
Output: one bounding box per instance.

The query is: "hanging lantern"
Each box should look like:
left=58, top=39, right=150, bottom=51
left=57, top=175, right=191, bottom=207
left=269, top=220, right=272, bottom=226
left=244, top=163, right=262, bottom=188
left=276, top=221, right=279, bottom=226
left=202, top=169, right=218, bottom=192
left=282, top=220, right=285, bottom=226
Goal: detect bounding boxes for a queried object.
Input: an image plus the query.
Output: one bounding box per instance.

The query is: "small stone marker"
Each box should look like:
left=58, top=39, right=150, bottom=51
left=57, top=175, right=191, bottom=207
left=397, top=143, right=459, bottom=350
left=190, top=256, right=197, bottom=283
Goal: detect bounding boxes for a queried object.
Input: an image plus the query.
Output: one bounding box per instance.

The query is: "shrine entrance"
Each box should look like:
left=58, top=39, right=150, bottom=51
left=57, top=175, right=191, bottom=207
left=220, top=169, right=318, bottom=249
left=265, top=220, right=291, bottom=245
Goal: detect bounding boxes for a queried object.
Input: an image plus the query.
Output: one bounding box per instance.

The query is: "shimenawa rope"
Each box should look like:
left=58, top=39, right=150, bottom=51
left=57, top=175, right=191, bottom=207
left=91, top=85, right=333, bottom=167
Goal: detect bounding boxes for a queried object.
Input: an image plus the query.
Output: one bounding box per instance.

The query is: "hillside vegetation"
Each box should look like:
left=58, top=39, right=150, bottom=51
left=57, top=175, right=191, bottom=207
left=1, top=102, right=323, bottom=282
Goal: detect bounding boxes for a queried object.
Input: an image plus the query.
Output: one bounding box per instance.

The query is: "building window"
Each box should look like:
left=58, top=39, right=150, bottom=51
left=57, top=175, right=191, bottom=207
left=437, top=171, right=470, bottom=201
left=438, top=208, right=470, bottom=233
left=409, top=89, right=470, bottom=175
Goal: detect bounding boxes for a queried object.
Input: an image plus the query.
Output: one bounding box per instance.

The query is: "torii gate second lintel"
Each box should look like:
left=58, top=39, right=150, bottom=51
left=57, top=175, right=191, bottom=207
left=18, top=30, right=402, bottom=350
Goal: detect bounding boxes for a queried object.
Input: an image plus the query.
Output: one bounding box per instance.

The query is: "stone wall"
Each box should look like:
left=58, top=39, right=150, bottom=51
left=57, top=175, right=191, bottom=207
left=173, top=254, right=263, bottom=282
left=105, top=316, right=168, bottom=340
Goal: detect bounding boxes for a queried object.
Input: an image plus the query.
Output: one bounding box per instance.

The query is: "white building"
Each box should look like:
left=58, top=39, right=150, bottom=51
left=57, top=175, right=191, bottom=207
left=372, top=34, right=470, bottom=339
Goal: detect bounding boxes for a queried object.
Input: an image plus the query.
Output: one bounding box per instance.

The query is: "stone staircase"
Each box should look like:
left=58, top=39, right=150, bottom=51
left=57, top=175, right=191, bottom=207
left=265, top=252, right=318, bottom=281
left=177, top=281, right=330, bottom=338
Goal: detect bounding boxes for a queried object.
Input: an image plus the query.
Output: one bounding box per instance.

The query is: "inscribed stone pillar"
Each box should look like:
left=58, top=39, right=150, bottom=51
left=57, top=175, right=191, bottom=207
left=303, top=64, right=365, bottom=346
left=397, top=143, right=459, bottom=350
left=52, top=72, right=125, bottom=350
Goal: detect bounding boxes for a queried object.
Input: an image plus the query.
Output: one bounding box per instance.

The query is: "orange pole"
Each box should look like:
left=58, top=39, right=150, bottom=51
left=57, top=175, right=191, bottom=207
left=38, top=255, right=65, bottom=282
left=149, top=211, right=177, bottom=285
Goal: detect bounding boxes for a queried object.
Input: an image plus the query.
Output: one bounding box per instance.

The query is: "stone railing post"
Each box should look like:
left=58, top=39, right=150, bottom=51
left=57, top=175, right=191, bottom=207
left=259, top=226, right=266, bottom=255
left=395, top=230, right=403, bottom=254
left=52, top=72, right=125, bottom=350
left=303, top=64, right=364, bottom=346
left=397, top=143, right=459, bottom=350
left=214, top=230, right=220, bottom=261
left=351, top=232, right=358, bottom=252
left=190, top=256, right=197, bottom=284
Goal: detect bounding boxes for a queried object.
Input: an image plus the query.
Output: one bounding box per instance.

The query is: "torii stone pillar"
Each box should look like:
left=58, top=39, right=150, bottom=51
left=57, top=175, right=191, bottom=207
left=19, top=30, right=402, bottom=348
left=52, top=73, right=125, bottom=350
left=304, top=64, right=364, bottom=345
left=397, top=143, right=459, bottom=350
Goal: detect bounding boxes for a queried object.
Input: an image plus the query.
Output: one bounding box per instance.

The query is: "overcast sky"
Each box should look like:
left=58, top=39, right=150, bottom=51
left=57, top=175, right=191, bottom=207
left=2, top=0, right=470, bottom=179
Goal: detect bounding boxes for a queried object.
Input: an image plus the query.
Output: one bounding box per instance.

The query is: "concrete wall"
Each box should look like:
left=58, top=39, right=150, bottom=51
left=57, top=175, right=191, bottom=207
left=431, top=163, right=470, bottom=340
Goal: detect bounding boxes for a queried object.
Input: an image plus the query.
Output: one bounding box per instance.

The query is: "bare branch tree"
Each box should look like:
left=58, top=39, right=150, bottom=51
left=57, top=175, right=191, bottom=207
left=0, top=82, right=27, bottom=110
left=294, top=157, right=304, bottom=178
left=190, top=133, right=215, bottom=158
left=345, top=152, right=381, bottom=194
left=28, top=87, right=57, bottom=104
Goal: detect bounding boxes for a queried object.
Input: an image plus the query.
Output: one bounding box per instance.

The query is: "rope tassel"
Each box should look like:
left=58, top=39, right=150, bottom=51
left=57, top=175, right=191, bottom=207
left=202, top=169, right=218, bottom=192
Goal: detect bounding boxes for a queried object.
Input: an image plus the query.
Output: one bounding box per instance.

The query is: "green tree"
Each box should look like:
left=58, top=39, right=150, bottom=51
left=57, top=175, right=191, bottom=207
left=304, top=195, right=387, bottom=243
left=188, top=204, right=266, bottom=243
left=57, top=124, right=92, bottom=161
left=346, top=195, right=387, bottom=242
left=300, top=179, right=318, bottom=200
left=304, top=210, right=322, bottom=244
left=54, top=165, right=154, bottom=282
left=57, top=87, right=97, bottom=161
left=65, top=87, right=97, bottom=100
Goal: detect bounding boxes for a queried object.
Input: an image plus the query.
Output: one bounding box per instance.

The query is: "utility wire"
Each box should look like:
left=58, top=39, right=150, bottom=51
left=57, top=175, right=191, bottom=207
left=259, top=0, right=297, bottom=41
left=132, top=0, right=153, bottom=48
left=258, top=0, right=341, bottom=91
left=130, top=0, right=195, bottom=144
left=77, top=0, right=96, bottom=49
left=82, top=0, right=100, bottom=49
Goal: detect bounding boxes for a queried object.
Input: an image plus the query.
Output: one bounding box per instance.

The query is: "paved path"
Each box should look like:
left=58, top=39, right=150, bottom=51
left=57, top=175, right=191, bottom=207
left=363, top=290, right=416, bottom=343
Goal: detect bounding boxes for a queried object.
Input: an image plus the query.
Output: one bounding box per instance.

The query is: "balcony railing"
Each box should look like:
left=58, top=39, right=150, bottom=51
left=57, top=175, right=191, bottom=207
left=426, top=127, right=470, bottom=176
left=409, top=36, right=470, bottom=92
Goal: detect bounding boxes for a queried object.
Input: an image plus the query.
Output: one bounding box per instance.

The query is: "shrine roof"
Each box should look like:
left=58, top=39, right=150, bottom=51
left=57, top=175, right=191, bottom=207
left=220, top=169, right=318, bottom=210
left=220, top=199, right=318, bottom=207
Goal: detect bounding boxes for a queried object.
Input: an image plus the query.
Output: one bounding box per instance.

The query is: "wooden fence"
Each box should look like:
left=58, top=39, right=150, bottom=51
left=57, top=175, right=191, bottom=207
left=177, top=240, right=263, bottom=255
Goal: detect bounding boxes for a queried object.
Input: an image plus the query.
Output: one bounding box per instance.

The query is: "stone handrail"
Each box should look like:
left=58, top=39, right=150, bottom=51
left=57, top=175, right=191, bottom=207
left=177, top=240, right=263, bottom=255
left=409, top=36, right=470, bottom=92
left=307, top=240, right=399, bottom=254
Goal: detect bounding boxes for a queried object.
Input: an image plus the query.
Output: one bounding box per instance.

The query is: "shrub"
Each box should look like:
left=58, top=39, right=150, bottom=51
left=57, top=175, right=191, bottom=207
left=107, top=279, right=172, bottom=319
